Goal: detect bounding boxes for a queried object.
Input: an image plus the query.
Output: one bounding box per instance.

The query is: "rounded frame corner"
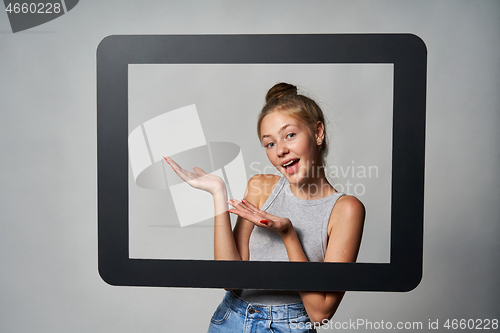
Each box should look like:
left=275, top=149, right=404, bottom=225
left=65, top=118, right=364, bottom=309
left=401, top=272, right=423, bottom=292
left=403, top=33, right=428, bottom=55
left=96, top=35, right=122, bottom=58
left=98, top=264, right=121, bottom=287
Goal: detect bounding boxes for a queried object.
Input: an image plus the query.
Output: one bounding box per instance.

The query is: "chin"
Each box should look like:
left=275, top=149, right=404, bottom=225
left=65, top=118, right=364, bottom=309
left=282, top=171, right=307, bottom=185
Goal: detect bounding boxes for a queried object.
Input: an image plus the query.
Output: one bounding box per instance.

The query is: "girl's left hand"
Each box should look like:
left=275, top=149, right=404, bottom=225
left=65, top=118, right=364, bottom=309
left=227, top=199, right=293, bottom=236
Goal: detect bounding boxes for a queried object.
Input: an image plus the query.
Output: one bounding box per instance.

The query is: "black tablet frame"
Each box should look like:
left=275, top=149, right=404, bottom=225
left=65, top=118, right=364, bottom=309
left=97, top=34, right=426, bottom=291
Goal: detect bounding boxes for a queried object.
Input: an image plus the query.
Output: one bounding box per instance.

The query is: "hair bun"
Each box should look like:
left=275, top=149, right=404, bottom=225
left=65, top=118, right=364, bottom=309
left=265, top=82, right=297, bottom=103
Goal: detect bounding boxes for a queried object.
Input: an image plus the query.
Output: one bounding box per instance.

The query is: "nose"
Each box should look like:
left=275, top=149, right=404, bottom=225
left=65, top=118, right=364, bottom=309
left=276, top=140, right=289, bottom=158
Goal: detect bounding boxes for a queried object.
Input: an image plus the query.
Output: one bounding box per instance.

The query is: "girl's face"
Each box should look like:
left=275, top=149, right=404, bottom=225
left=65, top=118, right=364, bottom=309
left=260, top=110, right=322, bottom=185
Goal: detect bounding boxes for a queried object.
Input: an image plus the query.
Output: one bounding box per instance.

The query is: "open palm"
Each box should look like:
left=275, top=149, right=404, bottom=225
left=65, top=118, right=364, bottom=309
left=163, top=156, right=226, bottom=195
left=227, top=199, right=292, bottom=235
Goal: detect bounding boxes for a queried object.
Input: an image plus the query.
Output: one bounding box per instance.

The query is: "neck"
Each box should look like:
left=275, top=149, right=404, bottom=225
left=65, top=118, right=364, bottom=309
left=288, top=167, right=335, bottom=200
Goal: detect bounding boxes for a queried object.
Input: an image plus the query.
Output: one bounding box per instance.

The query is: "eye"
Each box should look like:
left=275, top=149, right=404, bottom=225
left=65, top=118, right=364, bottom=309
left=286, top=133, right=296, bottom=140
left=264, top=142, right=275, bottom=149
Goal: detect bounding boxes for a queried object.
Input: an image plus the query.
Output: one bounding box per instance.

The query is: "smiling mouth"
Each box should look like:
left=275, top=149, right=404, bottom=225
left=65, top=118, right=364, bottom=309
left=282, top=159, right=300, bottom=169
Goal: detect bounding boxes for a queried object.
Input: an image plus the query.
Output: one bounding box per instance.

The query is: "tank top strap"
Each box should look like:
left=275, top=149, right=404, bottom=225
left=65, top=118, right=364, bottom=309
left=260, top=176, right=287, bottom=211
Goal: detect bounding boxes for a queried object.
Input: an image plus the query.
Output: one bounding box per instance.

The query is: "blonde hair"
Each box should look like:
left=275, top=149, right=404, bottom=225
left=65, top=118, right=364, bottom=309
left=257, top=82, right=328, bottom=167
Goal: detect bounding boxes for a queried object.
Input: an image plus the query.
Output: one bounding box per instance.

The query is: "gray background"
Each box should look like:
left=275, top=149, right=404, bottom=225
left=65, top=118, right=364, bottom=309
left=1, top=1, right=498, bottom=332
left=128, top=64, right=393, bottom=262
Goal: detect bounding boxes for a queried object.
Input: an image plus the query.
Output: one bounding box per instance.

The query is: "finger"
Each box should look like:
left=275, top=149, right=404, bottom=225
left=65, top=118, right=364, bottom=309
left=239, top=201, right=273, bottom=220
left=240, top=199, right=264, bottom=214
left=192, top=167, right=208, bottom=177
left=237, top=199, right=260, bottom=214
left=227, top=209, right=273, bottom=229
left=163, top=157, right=200, bottom=184
left=226, top=200, right=238, bottom=208
left=163, top=156, right=174, bottom=166
left=163, top=156, right=183, bottom=172
left=227, top=199, right=254, bottom=214
left=228, top=209, right=264, bottom=225
left=227, top=209, right=254, bottom=220
left=241, top=199, right=278, bottom=220
left=241, top=199, right=258, bottom=209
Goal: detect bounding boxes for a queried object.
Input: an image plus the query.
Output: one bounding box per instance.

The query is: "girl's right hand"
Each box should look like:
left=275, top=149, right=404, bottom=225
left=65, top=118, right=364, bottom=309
left=163, top=156, right=227, bottom=195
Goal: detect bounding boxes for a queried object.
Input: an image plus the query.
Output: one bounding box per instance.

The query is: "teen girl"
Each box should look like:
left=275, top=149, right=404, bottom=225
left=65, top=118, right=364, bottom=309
left=164, top=83, right=365, bottom=332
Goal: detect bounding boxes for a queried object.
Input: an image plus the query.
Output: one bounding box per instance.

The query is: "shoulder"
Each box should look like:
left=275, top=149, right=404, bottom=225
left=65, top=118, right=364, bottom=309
left=245, top=174, right=281, bottom=208
left=334, top=195, right=365, bottom=218
left=328, top=195, right=365, bottom=234
left=248, top=173, right=281, bottom=187
left=324, top=195, right=365, bottom=262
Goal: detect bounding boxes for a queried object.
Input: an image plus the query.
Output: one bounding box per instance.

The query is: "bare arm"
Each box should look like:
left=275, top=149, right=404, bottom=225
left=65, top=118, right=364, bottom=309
left=232, top=214, right=254, bottom=261
left=163, top=156, right=241, bottom=260
left=232, top=174, right=279, bottom=260
left=212, top=189, right=242, bottom=260
left=286, top=196, right=365, bottom=324
left=229, top=195, right=365, bottom=324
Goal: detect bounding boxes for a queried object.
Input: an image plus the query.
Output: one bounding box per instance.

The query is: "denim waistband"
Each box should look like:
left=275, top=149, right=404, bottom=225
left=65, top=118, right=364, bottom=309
left=224, top=291, right=308, bottom=320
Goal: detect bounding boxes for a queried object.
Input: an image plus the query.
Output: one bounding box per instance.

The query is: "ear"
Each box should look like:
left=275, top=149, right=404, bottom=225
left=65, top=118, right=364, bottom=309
left=315, top=121, right=325, bottom=145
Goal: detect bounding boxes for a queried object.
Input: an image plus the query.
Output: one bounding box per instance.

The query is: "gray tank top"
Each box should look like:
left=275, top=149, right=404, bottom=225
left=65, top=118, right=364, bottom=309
left=235, top=176, right=345, bottom=304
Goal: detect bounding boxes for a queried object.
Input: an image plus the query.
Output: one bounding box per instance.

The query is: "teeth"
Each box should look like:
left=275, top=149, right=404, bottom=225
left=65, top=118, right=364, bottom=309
left=283, top=159, right=296, bottom=167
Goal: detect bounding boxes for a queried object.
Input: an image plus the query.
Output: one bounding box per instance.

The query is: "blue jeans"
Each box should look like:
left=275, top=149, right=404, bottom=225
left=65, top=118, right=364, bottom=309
left=207, top=291, right=317, bottom=333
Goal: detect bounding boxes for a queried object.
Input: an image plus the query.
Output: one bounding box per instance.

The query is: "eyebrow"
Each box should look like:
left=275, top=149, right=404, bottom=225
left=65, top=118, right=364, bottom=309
left=261, top=123, right=295, bottom=140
